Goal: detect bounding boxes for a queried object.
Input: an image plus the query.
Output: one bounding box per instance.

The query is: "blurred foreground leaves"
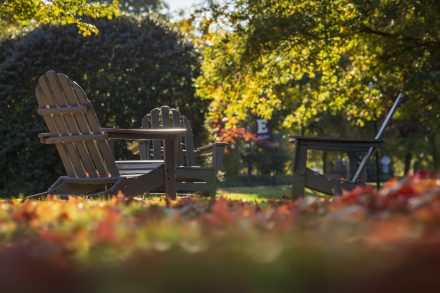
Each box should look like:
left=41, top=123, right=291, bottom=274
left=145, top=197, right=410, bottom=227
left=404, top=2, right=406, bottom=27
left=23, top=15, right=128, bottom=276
left=1, top=174, right=440, bottom=292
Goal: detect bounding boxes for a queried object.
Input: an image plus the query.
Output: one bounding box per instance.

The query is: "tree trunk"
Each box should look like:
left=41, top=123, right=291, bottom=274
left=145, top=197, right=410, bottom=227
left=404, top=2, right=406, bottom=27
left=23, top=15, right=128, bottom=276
left=404, top=152, right=413, bottom=175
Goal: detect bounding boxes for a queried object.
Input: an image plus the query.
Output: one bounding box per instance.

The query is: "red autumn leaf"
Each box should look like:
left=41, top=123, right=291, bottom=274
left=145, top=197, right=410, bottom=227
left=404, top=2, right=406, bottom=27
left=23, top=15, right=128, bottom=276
left=39, top=230, right=64, bottom=244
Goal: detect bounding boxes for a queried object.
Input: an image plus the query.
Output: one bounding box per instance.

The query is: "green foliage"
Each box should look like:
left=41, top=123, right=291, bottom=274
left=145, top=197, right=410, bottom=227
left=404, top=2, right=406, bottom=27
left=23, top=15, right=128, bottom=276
left=0, top=0, right=120, bottom=36
left=192, top=0, right=440, bottom=133
left=0, top=14, right=205, bottom=196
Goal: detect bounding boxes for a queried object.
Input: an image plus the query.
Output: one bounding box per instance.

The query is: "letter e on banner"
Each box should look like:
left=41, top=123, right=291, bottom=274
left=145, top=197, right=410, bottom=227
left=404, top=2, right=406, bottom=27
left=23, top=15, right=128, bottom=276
left=256, top=118, right=270, bottom=141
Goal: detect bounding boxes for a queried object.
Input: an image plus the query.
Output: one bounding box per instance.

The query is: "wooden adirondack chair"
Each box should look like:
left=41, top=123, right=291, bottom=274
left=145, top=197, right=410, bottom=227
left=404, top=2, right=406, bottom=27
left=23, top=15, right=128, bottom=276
left=290, top=92, right=404, bottom=196
left=27, top=70, right=185, bottom=200
left=139, top=106, right=228, bottom=196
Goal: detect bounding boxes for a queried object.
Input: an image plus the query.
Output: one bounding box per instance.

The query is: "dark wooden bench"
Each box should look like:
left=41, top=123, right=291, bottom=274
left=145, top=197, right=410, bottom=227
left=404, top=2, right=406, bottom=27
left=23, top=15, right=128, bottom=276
left=290, top=92, right=404, bottom=196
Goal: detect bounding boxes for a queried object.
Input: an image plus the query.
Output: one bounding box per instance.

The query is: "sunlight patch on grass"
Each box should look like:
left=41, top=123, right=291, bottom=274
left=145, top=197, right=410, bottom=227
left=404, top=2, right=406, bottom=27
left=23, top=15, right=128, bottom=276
left=218, top=185, right=327, bottom=202
left=218, top=185, right=290, bottom=202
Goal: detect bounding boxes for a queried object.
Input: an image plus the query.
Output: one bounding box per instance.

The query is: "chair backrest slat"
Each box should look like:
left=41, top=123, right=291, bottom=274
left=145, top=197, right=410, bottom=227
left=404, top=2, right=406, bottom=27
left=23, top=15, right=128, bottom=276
left=141, top=107, right=195, bottom=167
left=352, top=92, right=404, bottom=183
left=140, top=116, right=151, bottom=160
left=57, top=73, right=102, bottom=177
left=150, top=108, right=163, bottom=159
left=161, top=106, right=171, bottom=128
left=39, top=73, right=87, bottom=177
left=182, top=117, right=195, bottom=166
left=36, top=85, right=77, bottom=176
left=36, top=70, right=119, bottom=178
left=172, top=109, right=184, bottom=165
left=69, top=78, right=119, bottom=177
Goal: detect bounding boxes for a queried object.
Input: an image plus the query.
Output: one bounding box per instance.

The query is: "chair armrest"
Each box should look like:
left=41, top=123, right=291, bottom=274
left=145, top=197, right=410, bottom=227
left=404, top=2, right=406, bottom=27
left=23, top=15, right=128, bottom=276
left=194, top=142, right=228, bottom=170
left=102, top=128, right=186, bottom=140
left=194, top=142, right=229, bottom=156
left=289, top=136, right=383, bottom=152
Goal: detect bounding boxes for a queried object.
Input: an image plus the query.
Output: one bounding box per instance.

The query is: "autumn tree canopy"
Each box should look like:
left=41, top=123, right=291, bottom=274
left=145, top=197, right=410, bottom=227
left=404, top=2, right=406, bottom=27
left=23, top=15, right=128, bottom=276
left=192, top=0, right=440, bottom=134
left=0, top=0, right=120, bottom=36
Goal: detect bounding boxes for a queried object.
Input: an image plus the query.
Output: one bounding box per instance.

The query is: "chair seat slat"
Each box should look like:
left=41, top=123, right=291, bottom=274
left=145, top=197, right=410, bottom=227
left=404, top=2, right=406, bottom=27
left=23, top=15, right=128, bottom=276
left=119, top=169, right=159, bottom=175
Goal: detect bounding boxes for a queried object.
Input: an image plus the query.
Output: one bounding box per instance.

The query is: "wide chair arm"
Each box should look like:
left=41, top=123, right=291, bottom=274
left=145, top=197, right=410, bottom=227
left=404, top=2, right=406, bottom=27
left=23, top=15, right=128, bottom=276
left=289, top=136, right=383, bottom=152
left=102, top=128, right=186, bottom=140
left=38, top=129, right=186, bottom=144
left=194, top=142, right=228, bottom=169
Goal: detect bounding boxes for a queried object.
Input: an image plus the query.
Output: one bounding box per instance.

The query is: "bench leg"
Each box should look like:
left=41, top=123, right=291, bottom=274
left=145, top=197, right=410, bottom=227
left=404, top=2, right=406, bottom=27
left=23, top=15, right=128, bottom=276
left=292, top=142, right=307, bottom=197
left=164, top=137, right=179, bottom=200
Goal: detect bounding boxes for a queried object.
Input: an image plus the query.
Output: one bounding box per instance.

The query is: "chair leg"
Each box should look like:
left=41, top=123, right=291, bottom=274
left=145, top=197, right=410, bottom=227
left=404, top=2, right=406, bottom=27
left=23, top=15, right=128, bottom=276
left=25, top=178, right=125, bottom=201
left=292, top=142, right=307, bottom=197
left=24, top=178, right=67, bottom=201
left=209, top=169, right=217, bottom=197
left=163, top=137, right=179, bottom=200
left=208, top=185, right=217, bottom=197
left=48, top=177, right=64, bottom=190
left=24, top=190, right=52, bottom=201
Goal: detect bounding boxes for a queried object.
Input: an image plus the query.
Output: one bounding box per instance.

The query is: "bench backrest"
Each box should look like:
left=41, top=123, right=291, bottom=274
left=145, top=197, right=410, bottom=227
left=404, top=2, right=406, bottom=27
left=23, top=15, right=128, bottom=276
left=36, top=70, right=119, bottom=178
left=352, top=92, right=404, bottom=182
left=140, top=106, right=195, bottom=167
left=374, top=92, right=404, bottom=140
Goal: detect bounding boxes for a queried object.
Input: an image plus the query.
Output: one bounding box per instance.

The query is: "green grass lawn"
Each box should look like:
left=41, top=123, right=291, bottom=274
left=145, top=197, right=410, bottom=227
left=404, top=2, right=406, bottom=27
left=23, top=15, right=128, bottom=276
left=218, top=185, right=325, bottom=202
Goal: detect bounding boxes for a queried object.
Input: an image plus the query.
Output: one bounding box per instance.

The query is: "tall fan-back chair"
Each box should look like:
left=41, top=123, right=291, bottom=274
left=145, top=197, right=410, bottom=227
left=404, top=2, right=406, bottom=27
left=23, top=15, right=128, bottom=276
left=27, top=70, right=185, bottom=200
left=139, top=106, right=227, bottom=196
left=290, top=92, right=404, bottom=196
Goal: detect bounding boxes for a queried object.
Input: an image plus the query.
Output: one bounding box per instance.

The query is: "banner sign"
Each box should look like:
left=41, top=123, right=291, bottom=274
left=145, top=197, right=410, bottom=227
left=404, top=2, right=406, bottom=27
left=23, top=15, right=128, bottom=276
left=256, top=118, right=271, bottom=141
